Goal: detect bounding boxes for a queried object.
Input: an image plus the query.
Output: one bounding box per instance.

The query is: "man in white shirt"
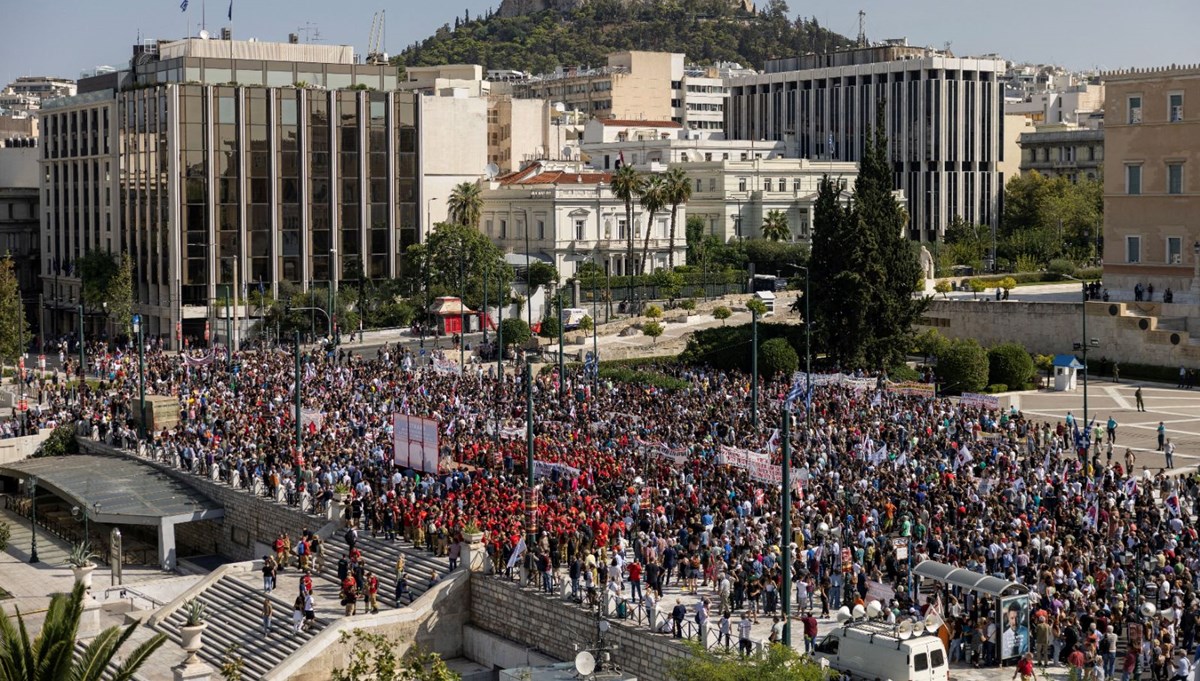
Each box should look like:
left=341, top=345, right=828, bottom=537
left=738, top=612, right=754, bottom=657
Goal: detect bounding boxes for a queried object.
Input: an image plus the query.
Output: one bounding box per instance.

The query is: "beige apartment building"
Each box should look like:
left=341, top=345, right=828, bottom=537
left=1103, top=64, right=1200, bottom=299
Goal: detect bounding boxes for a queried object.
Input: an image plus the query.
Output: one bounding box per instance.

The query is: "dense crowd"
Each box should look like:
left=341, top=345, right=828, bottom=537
left=9, top=335, right=1200, bottom=679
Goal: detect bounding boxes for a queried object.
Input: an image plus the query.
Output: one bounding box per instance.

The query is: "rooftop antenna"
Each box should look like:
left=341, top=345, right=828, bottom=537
left=297, top=22, right=322, bottom=43
left=856, top=10, right=867, bottom=47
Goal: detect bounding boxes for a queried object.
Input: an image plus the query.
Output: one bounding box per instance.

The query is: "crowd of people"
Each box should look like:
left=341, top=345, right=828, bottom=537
left=6, top=333, right=1199, bottom=679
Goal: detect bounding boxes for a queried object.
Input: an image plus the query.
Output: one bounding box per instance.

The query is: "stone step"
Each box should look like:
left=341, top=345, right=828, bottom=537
left=321, top=533, right=453, bottom=607
left=153, top=574, right=325, bottom=680
left=73, top=639, right=149, bottom=681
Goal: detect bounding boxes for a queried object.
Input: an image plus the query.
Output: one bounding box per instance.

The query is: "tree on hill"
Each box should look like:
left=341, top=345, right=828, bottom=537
left=397, top=0, right=854, bottom=74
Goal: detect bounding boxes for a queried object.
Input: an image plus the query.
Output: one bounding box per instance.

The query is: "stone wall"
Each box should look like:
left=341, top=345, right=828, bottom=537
left=0, top=430, right=51, bottom=465
left=76, top=440, right=322, bottom=561
left=265, top=569, right=472, bottom=681
left=918, top=300, right=1200, bottom=367
left=469, top=574, right=694, bottom=681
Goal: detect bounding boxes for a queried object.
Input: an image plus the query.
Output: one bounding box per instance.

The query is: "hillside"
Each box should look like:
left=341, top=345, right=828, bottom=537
left=398, top=0, right=855, bottom=74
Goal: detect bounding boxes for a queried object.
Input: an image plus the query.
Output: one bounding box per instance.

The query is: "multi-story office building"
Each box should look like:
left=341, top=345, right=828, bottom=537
left=1102, top=64, right=1200, bottom=298
left=1017, top=124, right=1104, bottom=183
left=509, top=51, right=731, bottom=137
left=0, top=140, right=40, bottom=334
left=41, top=37, right=420, bottom=346
left=726, top=41, right=1005, bottom=240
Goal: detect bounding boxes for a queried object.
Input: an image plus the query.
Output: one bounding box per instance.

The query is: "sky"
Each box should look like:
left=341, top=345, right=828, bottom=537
left=2, top=0, right=1198, bottom=89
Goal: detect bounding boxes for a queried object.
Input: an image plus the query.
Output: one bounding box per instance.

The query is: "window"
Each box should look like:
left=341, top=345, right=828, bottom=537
left=695, top=178, right=702, bottom=193
left=574, top=219, right=585, bottom=240
left=779, top=178, right=787, bottom=191
left=537, top=220, right=545, bottom=240
left=499, top=219, right=507, bottom=239
left=1167, top=163, right=1183, bottom=194
left=617, top=219, right=627, bottom=240
left=1128, top=96, right=1142, bottom=124
left=1168, top=237, right=1182, bottom=264
left=931, top=649, right=945, bottom=668
left=764, top=178, right=773, bottom=192
left=485, top=219, right=493, bottom=236
left=914, top=653, right=929, bottom=672
left=1126, top=235, right=1141, bottom=263
left=737, top=177, right=747, bottom=191
left=1126, top=164, right=1142, bottom=195
left=709, top=178, right=716, bottom=191
left=793, top=178, right=802, bottom=191
left=1169, top=93, right=1184, bottom=122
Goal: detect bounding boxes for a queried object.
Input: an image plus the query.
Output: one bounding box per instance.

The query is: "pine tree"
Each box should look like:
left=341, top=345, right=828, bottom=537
left=0, top=255, right=29, bottom=366
left=809, top=102, right=926, bottom=370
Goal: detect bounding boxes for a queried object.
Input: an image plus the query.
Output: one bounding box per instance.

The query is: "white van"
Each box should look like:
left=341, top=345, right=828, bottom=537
left=560, top=308, right=589, bottom=330
left=813, top=620, right=949, bottom=681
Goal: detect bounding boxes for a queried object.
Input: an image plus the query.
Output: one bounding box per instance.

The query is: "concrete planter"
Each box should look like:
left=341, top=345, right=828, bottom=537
left=463, top=531, right=484, bottom=544
left=329, top=499, right=346, bottom=524
left=72, top=564, right=96, bottom=591
left=179, top=623, right=207, bottom=664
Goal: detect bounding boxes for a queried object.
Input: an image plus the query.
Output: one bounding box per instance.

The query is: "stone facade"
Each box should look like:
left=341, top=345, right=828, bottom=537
left=917, top=299, right=1200, bottom=367
left=469, top=574, right=694, bottom=681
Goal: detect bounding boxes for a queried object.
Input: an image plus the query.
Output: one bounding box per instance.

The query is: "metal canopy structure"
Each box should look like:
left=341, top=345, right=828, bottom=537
left=1, top=455, right=223, bottom=570
left=913, top=560, right=1030, bottom=597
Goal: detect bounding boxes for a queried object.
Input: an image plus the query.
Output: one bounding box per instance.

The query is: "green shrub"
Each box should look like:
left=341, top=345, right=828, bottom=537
left=642, top=320, right=665, bottom=343
left=0, top=520, right=9, bottom=551
left=598, top=366, right=688, bottom=390
left=1075, top=267, right=1103, bottom=280
left=888, top=363, right=921, bottom=382
left=935, top=338, right=989, bottom=394
left=679, top=299, right=697, bottom=312
left=681, top=321, right=805, bottom=373
left=538, top=315, right=561, bottom=339
left=984, top=384, right=1008, bottom=394
left=758, top=338, right=799, bottom=377
left=644, top=305, right=663, bottom=319
left=712, top=306, right=732, bottom=324
left=1045, top=259, right=1076, bottom=281
left=988, top=342, right=1035, bottom=388
left=499, top=318, right=531, bottom=350
left=35, top=423, right=78, bottom=458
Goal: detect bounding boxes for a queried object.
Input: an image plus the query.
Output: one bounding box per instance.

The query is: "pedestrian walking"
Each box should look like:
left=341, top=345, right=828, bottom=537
left=1135, top=386, right=1145, bottom=411
left=738, top=612, right=753, bottom=657
left=1158, top=422, right=1166, bottom=451
left=1165, top=439, right=1176, bottom=468
left=291, top=593, right=304, bottom=634
left=261, top=597, right=273, bottom=635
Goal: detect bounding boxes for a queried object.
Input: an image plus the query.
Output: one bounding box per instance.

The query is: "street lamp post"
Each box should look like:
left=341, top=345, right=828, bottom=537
left=556, top=288, right=564, bottom=401
left=77, top=302, right=85, bottom=383
left=133, top=314, right=145, bottom=439
left=751, top=307, right=758, bottom=429
left=1081, top=281, right=1089, bottom=427
left=23, top=476, right=39, bottom=563
left=524, top=362, right=536, bottom=579
left=294, top=331, right=303, bottom=453
left=496, top=268, right=504, bottom=383
left=459, top=243, right=466, bottom=370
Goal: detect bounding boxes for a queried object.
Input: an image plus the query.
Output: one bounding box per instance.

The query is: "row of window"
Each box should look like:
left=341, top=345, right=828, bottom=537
left=1125, top=235, right=1195, bottom=264
left=1127, top=92, right=1185, bottom=124
left=483, top=216, right=670, bottom=241
left=1125, top=162, right=1186, bottom=195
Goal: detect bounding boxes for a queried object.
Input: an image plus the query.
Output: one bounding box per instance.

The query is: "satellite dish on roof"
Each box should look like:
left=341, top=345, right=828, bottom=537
left=199, top=29, right=211, bottom=40
left=484, top=163, right=500, bottom=180
left=575, top=651, right=596, bottom=677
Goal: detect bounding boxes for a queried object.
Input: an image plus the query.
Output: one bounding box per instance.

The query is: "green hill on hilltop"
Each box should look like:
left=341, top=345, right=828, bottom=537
left=398, top=0, right=855, bottom=74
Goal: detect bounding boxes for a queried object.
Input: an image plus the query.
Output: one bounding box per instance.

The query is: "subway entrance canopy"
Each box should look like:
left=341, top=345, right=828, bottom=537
left=0, top=454, right=223, bottom=570
left=913, top=560, right=1031, bottom=597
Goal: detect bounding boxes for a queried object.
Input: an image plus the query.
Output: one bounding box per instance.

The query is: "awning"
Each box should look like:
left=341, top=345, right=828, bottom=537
left=504, top=252, right=553, bottom=266
left=913, top=560, right=1030, bottom=597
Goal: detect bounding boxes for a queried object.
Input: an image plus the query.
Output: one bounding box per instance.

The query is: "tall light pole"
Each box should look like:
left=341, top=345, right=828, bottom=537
left=22, top=476, right=38, bottom=563
left=780, top=407, right=792, bottom=646
left=294, top=331, right=303, bottom=454
left=496, top=268, right=504, bottom=383
left=133, top=314, right=145, bottom=439
left=330, top=248, right=338, bottom=345
left=1081, top=281, right=1089, bottom=427
left=524, top=362, right=536, bottom=578
left=77, top=302, right=85, bottom=383
left=556, top=288, right=564, bottom=401
left=459, top=240, right=466, bottom=370
left=751, top=307, right=758, bottom=429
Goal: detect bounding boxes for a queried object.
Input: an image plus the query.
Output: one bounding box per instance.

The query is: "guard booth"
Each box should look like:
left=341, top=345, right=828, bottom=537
left=1052, top=354, right=1084, bottom=391
left=428, top=296, right=476, bottom=336
left=913, top=560, right=1033, bottom=666
left=753, top=290, right=776, bottom=315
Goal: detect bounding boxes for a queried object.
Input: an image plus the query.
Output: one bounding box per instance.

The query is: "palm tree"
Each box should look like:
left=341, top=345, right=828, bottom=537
left=761, top=209, right=791, bottom=242
left=447, top=181, right=483, bottom=228
left=638, top=175, right=667, bottom=275
left=0, top=582, right=167, bottom=681
left=609, top=165, right=644, bottom=302
left=662, top=167, right=692, bottom=270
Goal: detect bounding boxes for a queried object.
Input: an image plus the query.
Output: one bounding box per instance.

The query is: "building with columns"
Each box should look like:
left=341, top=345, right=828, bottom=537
left=40, top=37, right=421, bottom=346
left=479, top=161, right=686, bottom=279
left=725, top=41, right=1005, bottom=240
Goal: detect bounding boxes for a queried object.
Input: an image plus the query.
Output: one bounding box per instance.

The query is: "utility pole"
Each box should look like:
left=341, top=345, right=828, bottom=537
left=556, top=288, right=564, bottom=401
left=524, top=362, right=536, bottom=579
left=781, top=408, right=792, bottom=646
left=77, top=303, right=85, bottom=384
left=751, top=308, right=758, bottom=429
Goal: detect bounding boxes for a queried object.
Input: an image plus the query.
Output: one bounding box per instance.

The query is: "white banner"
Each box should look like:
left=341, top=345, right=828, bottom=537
left=393, top=414, right=440, bottom=474
left=959, top=392, right=1000, bottom=410
left=532, top=460, right=581, bottom=479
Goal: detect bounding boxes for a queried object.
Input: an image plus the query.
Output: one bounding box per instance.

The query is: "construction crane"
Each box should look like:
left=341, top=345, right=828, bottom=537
left=366, top=11, right=388, bottom=65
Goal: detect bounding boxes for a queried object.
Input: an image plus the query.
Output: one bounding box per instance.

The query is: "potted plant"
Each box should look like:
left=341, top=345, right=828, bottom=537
left=179, top=598, right=208, bottom=663
left=462, top=521, right=484, bottom=544
left=330, top=483, right=351, bottom=523
left=66, top=542, right=99, bottom=590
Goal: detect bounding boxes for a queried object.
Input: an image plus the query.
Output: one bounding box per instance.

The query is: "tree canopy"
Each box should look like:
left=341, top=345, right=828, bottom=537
left=670, top=640, right=830, bottom=681
left=809, top=103, right=926, bottom=370
left=0, top=255, right=29, bottom=365
left=402, top=222, right=515, bottom=312
left=399, top=0, right=852, bottom=74
left=1000, top=171, right=1103, bottom=265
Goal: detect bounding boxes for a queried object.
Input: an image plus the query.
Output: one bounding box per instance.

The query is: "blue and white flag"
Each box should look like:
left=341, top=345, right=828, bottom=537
left=227, top=0, right=233, bottom=20
left=180, top=0, right=188, bottom=12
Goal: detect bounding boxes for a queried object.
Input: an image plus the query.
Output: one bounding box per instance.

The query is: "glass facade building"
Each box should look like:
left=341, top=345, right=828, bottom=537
left=41, top=39, right=420, bottom=346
